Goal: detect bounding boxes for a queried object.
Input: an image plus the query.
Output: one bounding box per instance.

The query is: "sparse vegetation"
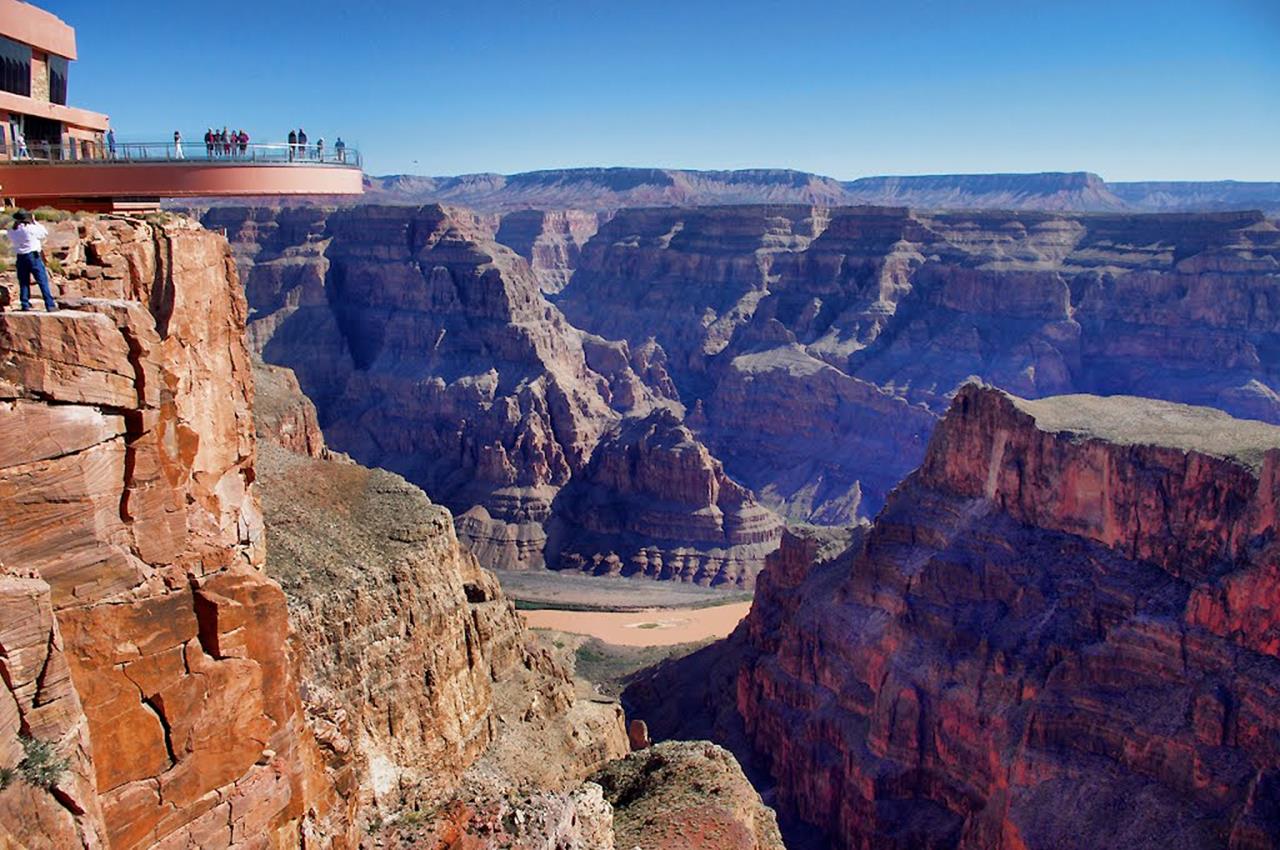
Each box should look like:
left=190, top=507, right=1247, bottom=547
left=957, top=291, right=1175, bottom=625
left=0, top=765, right=14, bottom=791
left=17, top=735, right=69, bottom=790
left=32, top=207, right=71, bottom=223
left=573, top=636, right=711, bottom=698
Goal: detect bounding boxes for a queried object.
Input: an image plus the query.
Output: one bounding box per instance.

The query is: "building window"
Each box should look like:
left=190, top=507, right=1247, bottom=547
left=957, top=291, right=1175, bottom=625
left=0, top=36, right=32, bottom=98
left=49, top=55, right=67, bottom=105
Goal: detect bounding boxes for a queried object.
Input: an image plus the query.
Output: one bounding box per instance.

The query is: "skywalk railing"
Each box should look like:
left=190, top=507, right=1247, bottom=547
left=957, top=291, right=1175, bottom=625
left=0, top=140, right=361, bottom=168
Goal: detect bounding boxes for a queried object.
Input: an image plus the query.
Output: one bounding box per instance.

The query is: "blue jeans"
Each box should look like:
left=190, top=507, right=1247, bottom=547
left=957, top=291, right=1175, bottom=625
left=16, top=251, right=57, bottom=311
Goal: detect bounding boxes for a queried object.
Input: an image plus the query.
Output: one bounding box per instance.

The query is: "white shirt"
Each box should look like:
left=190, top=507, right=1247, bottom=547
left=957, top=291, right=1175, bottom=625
left=4, top=222, right=49, bottom=255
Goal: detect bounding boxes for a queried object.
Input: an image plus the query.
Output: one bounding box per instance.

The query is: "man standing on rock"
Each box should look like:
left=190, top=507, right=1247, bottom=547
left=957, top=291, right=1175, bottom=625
left=3, top=211, right=58, bottom=312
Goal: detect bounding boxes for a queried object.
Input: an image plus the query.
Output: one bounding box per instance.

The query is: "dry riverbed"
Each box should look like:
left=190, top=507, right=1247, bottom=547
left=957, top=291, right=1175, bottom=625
left=520, top=601, right=752, bottom=647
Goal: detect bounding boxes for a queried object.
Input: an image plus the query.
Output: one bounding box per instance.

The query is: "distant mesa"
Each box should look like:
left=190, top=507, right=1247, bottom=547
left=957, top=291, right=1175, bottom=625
left=355, top=167, right=1280, bottom=214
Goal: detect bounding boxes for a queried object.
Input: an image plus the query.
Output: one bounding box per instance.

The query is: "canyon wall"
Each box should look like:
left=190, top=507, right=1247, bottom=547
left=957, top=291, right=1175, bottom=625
left=724, top=385, right=1280, bottom=849
left=560, top=205, right=1280, bottom=524
left=0, top=216, right=350, bottom=849
left=0, top=214, right=784, bottom=848
left=209, top=203, right=1280, bottom=585
left=494, top=208, right=601, bottom=293
left=206, top=204, right=782, bottom=585
left=251, top=360, right=630, bottom=819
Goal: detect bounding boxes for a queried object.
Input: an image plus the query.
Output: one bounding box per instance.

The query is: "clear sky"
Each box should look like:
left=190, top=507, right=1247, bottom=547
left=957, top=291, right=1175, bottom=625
left=49, top=0, right=1280, bottom=180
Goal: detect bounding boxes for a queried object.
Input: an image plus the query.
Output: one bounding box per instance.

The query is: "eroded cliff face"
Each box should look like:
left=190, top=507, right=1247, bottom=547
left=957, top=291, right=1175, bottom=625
left=206, top=205, right=780, bottom=584
left=553, top=408, right=782, bottom=586
left=251, top=362, right=787, bottom=850
left=0, top=216, right=350, bottom=849
left=214, top=204, right=1280, bottom=574
left=731, top=385, right=1280, bottom=849
left=494, top=209, right=601, bottom=294
left=253, top=394, right=630, bottom=819
left=0, top=214, right=777, bottom=849
left=560, top=205, right=1280, bottom=525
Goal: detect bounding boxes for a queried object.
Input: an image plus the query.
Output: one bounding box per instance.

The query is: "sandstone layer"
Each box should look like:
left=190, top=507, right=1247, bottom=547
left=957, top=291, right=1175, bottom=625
left=209, top=203, right=1280, bottom=587
left=551, top=408, right=782, bottom=586
left=494, top=209, right=601, bottom=293
left=559, top=205, right=1280, bottom=524
left=207, top=205, right=778, bottom=585
left=714, top=385, right=1280, bottom=849
left=0, top=215, right=351, bottom=849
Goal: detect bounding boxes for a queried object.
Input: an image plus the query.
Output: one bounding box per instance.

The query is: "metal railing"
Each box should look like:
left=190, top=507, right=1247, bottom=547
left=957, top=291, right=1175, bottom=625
left=0, top=139, right=361, bottom=168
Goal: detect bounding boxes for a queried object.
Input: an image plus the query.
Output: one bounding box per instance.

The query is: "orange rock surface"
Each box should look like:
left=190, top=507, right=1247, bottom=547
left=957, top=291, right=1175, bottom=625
left=0, top=216, right=351, bottom=850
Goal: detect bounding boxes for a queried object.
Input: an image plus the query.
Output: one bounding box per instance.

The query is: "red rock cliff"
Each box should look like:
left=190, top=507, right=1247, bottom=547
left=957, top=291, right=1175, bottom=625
left=0, top=216, right=348, bottom=849
left=735, top=384, right=1280, bottom=849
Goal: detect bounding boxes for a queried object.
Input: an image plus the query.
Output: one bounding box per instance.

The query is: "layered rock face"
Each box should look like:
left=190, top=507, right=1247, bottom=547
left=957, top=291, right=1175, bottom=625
left=210, top=203, right=1280, bottom=583
left=559, top=205, right=1280, bottom=523
left=494, top=209, right=601, bottom=293
left=731, top=385, right=1280, bottom=849
left=553, top=409, right=782, bottom=586
left=252, top=363, right=785, bottom=850
left=0, top=217, right=349, bottom=849
left=209, top=205, right=783, bottom=583
left=254, top=416, right=627, bottom=817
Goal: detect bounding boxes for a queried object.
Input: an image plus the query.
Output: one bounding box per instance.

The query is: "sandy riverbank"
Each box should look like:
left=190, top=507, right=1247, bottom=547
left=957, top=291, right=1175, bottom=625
left=521, top=601, right=752, bottom=647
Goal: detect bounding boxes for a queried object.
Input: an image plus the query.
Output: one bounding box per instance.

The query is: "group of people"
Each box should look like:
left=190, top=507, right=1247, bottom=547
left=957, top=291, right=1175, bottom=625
left=162, top=127, right=345, bottom=163
left=285, top=128, right=347, bottom=162
left=9, top=125, right=346, bottom=164
left=202, top=127, right=250, bottom=158
left=164, top=128, right=250, bottom=160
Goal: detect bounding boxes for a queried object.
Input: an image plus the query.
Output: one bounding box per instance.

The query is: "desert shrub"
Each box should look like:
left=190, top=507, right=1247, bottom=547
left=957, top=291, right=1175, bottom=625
left=45, top=255, right=63, bottom=275
left=18, top=735, right=68, bottom=789
left=0, top=766, right=13, bottom=791
left=32, top=207, right=70, bottom=223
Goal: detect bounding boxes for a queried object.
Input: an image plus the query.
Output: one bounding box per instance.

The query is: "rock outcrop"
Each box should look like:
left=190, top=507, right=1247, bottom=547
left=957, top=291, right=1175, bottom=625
left=253, top=360, right=329, bottom=458
left=722, top=385, right=1280, bottom=849
left=593, top=741, right=786, bottom=850
left=254, top=431, right=630, bottom=820
left=0, top=215, right=351, bottom=849
left=551, top=409, right=782, bottom=586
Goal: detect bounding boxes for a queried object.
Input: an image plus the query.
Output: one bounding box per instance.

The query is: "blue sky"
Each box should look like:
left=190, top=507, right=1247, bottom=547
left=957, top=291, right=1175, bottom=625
left=51, top=0, right=1280, bottom=180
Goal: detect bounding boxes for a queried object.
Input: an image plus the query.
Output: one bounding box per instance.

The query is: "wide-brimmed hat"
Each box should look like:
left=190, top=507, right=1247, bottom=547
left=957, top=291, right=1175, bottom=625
left=12, top=210, right=31, bottom=223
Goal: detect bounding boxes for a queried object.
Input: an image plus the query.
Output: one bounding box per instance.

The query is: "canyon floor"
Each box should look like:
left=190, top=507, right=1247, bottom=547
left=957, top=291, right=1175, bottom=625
left=521, top=601, right=751, bottom=647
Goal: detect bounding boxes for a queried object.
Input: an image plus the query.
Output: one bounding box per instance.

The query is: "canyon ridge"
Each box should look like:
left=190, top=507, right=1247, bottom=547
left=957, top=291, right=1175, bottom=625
left=206, top=202, right=1280, bottom=586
